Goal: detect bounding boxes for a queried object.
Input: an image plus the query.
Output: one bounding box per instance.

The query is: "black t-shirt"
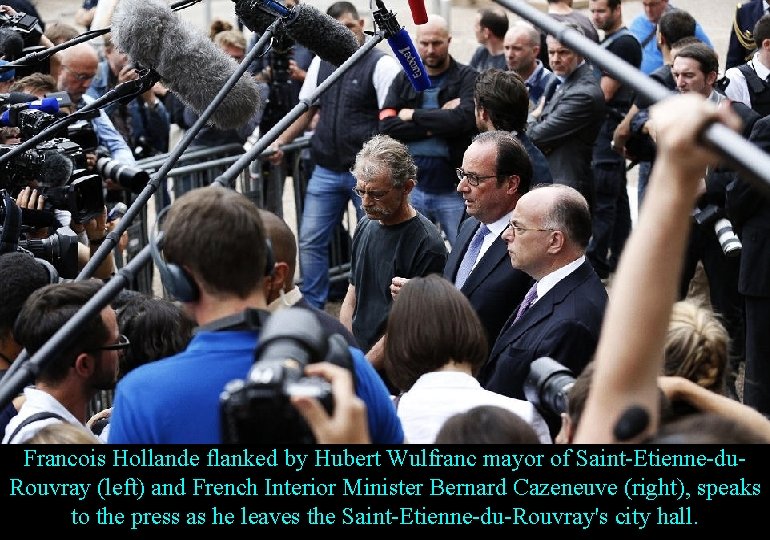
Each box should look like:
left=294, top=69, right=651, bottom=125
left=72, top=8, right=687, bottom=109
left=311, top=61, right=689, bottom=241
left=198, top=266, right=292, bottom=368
left=349, top=213, right=448, bottom=354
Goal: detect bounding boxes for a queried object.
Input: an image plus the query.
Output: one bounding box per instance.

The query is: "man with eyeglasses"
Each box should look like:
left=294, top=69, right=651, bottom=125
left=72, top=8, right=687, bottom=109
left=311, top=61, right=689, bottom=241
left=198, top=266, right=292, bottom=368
left=57, top=42, right=136, bottom=166
left=393, top=131, right=537, bottom=345
left=340, top=134, right=447, bottom=391
left=477, top=184, right=607, bottom=437
left=3, top=280, right=122, bottom=443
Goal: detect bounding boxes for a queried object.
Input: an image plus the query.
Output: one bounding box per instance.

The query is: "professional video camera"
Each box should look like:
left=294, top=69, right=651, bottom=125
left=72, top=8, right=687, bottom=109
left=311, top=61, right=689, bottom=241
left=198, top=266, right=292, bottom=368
left=259, top=33, right=295, bottom=133
left=0, top=10, right=47, bottom=77
left=0, top=189, right=80, bottom=278
left=0, top=10, right=41, bottom=45
left=692, top=204, right=742, bottom=257
left=524, top=356, right=576, bottom=417
left=219, top=308, right=354, bottom=444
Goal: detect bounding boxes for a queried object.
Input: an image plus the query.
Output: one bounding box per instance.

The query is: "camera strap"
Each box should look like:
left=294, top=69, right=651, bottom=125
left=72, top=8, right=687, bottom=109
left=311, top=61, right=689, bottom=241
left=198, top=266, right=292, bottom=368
left=194, top=308, right=270, bottom=334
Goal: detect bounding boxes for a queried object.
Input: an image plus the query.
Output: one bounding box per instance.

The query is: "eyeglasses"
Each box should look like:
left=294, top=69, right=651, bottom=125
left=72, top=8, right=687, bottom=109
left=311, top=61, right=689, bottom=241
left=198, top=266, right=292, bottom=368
left=456, top=168, right=498, bottom=187
left=90, top=334, right=131, bottom=352
left=352, top=187, right=393, bottom=201
left=506, top=221, right=555, bottom=235
left=62, top=65, right=96, bottom=82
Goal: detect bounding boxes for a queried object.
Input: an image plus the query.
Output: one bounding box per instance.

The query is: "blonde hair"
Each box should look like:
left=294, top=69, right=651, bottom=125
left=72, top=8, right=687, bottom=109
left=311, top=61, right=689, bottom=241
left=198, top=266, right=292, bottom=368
left=663, top=300, right=729, bottom=394
left=24, top=423, right=101, bottom=444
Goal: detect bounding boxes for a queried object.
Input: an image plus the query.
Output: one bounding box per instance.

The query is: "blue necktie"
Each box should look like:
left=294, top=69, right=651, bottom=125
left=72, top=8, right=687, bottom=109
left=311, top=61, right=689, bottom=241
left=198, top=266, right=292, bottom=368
left=512, top=282, right=538, bottom=325
left=454, top=225, right=490, bottom=289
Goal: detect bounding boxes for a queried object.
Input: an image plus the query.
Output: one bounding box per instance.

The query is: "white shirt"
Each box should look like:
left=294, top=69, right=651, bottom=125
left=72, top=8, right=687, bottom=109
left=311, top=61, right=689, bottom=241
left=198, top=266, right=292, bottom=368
left=470, top=212, right=512, bottom=272
left=396, top=371, right=552, bottom=444
left=724, top=51, right=770, bottom=107
left=533, top=255, right=586, bottom=307
left=3, top=387, right=82, bottom=444
left=299, top=47, right=401, bottom=108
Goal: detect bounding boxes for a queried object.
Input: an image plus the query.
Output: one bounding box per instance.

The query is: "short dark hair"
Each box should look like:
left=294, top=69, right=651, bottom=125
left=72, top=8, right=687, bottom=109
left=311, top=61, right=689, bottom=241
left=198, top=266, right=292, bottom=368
left=537, top=184, right=592, bottom=249
left=435, top=405, right=541, bottom=444
left=754, top=13, right=770, bottom=46
left=117, top=295, right=195, bottom=377
left=14, top=280, right=108, bottom=383
left=327, top=1, right=358, bottom=19
left=674, top=42, right=719, bottom=76
left=162, top=186, right=268, bottom=299
left=479, top=8, right=509, bottom=39
left=658, top=9, right=696, bottom=47
left=471, top=130, right=533, bottom=194
left=474, top=68, right=529, bottom=133
left=0, top=252, right=49, bottom=339
left=384, top=274, right=488, bottom=392
left=671, top=36, right=702, bottom=52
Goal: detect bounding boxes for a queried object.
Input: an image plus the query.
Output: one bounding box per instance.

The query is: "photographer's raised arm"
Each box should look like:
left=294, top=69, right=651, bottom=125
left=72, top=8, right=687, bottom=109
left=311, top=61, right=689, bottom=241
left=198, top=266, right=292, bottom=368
left=574, top=94, right=742, bottom=444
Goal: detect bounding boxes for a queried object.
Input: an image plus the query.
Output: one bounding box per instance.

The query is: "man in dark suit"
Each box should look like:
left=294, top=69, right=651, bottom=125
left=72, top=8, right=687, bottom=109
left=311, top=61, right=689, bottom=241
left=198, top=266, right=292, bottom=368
left=478, top=184, right=607, bottom=427
left=527, top=26, right=605, bottom=212
left=727, top=115, right=770, bottom=415
left=390, top=130, right=534, bottom=345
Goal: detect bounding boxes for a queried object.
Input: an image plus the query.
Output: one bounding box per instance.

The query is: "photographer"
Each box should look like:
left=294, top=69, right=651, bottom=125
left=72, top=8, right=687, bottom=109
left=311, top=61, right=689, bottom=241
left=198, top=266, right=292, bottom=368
left=108, top=186, right=403, bottom=444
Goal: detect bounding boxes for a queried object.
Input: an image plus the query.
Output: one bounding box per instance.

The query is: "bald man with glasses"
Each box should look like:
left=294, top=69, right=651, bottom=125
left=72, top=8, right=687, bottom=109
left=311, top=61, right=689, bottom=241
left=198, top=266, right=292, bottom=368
left=477, top=184, right=607, bottom=438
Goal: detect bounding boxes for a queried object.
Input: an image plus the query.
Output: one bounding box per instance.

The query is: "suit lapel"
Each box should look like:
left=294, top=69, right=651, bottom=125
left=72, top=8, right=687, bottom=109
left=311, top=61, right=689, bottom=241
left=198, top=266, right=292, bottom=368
left=460, top=236, right=509, bottom=294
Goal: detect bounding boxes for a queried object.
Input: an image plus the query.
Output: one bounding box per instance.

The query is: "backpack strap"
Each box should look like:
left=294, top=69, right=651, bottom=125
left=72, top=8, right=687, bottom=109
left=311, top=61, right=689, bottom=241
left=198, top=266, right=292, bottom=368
left=737, top=63, right=769, bottom=94
left=7, top=412, right=66, bottom=443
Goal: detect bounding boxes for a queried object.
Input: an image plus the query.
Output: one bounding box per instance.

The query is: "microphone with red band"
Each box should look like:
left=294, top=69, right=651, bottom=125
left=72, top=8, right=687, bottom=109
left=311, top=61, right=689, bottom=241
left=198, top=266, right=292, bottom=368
left=407, top=0, right=429, bottom=25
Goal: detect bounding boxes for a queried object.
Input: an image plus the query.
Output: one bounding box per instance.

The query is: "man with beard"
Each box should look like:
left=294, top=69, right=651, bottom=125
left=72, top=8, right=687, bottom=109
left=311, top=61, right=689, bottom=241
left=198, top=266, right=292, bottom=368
left=340, top=135, right=447, bottom=390
left=3, top=280, right=121, bottom=443
left=379, top=15, right=478, bottom=249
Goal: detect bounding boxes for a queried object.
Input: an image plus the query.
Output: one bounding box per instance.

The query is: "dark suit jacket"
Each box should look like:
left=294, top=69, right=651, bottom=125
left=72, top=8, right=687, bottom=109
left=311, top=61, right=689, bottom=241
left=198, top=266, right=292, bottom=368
left=727, top=0, right=766, bottom=70
left=444, top=217, right=534, bottom=344
left=527, top=63, right=605, bottom=207
left=478, top=260, right=608, bottom=401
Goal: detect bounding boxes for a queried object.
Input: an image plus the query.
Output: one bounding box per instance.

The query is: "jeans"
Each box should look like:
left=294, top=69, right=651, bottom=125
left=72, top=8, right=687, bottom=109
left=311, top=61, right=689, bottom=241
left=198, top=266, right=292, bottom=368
left=298, top=166, right=363, bottom=308
left=636, top=160, right=652, bottom=211
left=409, top=188, right=465, bottom=248
left=587, top=162, right=630, bottom=278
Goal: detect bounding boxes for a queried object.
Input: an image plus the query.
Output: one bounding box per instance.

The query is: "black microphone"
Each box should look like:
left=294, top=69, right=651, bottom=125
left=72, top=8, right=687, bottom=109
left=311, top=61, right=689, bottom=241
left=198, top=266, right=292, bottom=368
left=373, top=1, right=431, bottom=92
left=234, top=0, right=359, bottom=67
left=111, top=0, right=263, bottom=131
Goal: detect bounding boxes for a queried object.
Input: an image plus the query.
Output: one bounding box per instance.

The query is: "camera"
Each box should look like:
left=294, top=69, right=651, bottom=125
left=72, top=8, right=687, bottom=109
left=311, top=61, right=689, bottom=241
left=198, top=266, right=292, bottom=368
left=524, top=356, right=576, bottom=417
left=42, top=171, right=105, bottom=225
left=692, top=204, right=742, bottom=257
left=95, top=154, right=150, bottom=194
left=18, top=226, right=79, bottom=278
left=0, top=189, right=80, bottom=278
left=220, top=308, right=353, bottom=444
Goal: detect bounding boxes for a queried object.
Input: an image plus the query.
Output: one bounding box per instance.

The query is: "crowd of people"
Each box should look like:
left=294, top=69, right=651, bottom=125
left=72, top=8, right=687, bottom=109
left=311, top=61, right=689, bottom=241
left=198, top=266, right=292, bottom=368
left=2, top=0, right=770, bottom=447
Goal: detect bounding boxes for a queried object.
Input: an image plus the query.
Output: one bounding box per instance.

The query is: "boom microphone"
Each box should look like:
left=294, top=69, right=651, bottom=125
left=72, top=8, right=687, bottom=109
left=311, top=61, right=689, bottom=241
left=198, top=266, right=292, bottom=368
left=407, top=0, right=429, bottom=25
left=234, top=0, right=359, bottom=66
left=111, top=0, right=263, bottom=130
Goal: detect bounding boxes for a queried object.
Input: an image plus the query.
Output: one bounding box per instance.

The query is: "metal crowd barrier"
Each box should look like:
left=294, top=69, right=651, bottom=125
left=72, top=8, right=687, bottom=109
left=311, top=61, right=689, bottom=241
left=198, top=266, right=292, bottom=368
left=127, top=135, right=355, bottom=296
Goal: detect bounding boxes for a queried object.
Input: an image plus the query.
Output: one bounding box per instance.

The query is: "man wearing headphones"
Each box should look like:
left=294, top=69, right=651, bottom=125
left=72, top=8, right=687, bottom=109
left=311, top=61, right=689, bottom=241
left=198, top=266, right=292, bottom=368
left=108, top=186, right=403, bottom=444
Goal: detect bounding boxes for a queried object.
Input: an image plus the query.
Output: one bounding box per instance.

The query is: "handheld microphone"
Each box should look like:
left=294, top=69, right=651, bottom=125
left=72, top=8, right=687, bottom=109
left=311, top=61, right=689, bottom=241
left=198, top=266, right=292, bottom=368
left=234, top=0, right=359, bottom=67
left=111, top=0, right=263, bottom=131
left=407, top=0, right=429, bottom=25
left=373, top=2, right=431, bottom=92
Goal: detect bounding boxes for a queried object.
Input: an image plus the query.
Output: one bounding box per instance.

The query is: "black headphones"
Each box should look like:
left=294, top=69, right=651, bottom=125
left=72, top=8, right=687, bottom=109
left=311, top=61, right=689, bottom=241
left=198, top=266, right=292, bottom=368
left=149, top=206, right=275, bottom=303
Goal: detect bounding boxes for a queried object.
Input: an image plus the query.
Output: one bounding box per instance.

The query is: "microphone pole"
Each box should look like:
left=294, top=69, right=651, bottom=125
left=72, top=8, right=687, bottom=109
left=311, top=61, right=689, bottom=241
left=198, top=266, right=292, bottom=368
left=0, top=21, right=281, bottom=406
left=79, top=20, right=280, bottom=279
left=0, top=0, right=206, bottom=73
left=213, top=16, right=391, bottom=187
left=492, top=0, right=770, bottom=197
left=0, top=246, right=152, bottom=409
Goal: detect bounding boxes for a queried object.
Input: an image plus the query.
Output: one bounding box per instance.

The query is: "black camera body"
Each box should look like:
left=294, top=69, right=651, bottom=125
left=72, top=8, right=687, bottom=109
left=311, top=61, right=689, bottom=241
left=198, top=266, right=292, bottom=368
left=220, top=308, right=354, bottom=444
left=0, top=137, right=86, bottom=188
left=524, top=356, right=576, bottom=417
